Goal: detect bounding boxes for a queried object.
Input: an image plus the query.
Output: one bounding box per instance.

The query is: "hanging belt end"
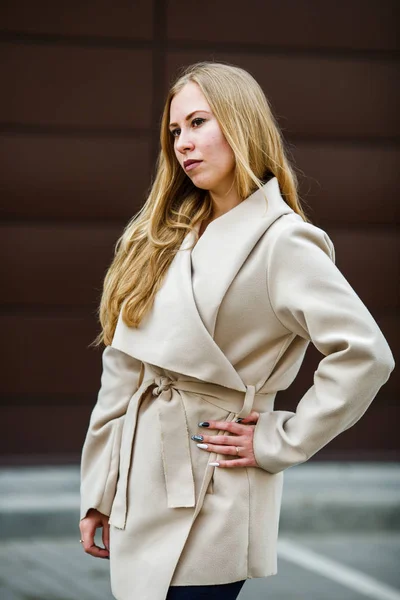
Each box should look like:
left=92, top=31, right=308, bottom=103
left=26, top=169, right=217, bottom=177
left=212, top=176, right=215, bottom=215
left=167, top=492, right=196, bottom=509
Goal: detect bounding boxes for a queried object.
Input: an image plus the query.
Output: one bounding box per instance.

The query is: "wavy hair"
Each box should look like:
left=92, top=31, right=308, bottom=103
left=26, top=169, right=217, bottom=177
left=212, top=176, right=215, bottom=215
left=94, top=61, right=309, bottom=346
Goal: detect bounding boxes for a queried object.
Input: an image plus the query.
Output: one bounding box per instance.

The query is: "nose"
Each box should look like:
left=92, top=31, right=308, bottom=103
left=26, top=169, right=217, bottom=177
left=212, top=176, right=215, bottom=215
left=175, top=130, right=194, bottom=154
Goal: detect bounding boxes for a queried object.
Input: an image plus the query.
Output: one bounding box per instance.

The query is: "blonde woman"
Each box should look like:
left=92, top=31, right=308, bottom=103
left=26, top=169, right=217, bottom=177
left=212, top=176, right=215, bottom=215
left=79, top=62, right=394, bottom=600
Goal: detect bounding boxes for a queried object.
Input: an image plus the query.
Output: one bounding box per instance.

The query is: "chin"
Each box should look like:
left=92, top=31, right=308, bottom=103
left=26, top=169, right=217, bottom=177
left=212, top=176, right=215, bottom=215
left=188, top=177, right=209, bottom=191
left=189, top=173, right=216, bottom=191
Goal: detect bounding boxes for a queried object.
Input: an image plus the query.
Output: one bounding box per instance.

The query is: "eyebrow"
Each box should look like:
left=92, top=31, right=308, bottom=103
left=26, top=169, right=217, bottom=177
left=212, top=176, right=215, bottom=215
left=169, top=110, right=211, bottom=129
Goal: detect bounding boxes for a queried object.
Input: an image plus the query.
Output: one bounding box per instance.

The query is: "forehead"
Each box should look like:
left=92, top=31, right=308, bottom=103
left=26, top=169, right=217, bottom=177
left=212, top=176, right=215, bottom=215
left=169, top=82, right=211, bottom=119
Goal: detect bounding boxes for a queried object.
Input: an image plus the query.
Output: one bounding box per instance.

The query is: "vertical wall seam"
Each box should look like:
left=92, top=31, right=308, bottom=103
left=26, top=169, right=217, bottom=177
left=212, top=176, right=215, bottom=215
left=151, top=0, right=168, bottom=165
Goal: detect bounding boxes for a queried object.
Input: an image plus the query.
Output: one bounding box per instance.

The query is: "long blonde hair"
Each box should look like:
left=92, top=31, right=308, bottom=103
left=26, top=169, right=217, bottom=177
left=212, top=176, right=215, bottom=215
left=95, top=61, right=309, bottom=346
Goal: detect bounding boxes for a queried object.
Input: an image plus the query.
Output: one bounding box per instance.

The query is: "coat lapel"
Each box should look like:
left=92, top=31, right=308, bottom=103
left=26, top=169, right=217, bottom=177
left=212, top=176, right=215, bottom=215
left=111, top=229, right=245, bottom=390
left=190, top=177, right=293, bottom=337
left=111, top=177, right=293, bottom=390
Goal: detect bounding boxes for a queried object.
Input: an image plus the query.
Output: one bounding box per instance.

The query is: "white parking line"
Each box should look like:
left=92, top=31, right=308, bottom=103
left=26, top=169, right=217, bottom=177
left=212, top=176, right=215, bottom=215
left=278, top=538, right=400, bottom=600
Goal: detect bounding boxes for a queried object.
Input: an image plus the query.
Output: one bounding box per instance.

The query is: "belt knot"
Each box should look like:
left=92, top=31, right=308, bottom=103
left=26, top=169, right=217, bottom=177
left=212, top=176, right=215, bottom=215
left=152, top=376, right=174, bottom=398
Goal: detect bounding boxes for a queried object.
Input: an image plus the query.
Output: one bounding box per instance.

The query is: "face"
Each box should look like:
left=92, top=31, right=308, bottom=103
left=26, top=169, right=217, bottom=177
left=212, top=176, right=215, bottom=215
left=169, top=81, right=236, bottom=196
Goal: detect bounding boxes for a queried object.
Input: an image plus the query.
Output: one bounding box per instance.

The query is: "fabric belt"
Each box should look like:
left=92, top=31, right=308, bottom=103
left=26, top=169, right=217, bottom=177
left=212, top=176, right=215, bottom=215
left=109, top=372, right=272, bottom=530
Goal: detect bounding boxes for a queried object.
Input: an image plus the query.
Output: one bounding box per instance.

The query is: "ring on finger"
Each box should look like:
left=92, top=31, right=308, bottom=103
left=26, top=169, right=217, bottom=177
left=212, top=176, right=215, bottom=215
left=235, top=446, right=240, bottom=456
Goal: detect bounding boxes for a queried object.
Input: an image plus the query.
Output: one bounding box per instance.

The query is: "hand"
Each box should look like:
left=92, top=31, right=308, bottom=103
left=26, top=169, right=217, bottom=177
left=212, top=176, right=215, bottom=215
left=79, top=508, right=110, bottom=559
left=191, top=411, right=260, bottom=468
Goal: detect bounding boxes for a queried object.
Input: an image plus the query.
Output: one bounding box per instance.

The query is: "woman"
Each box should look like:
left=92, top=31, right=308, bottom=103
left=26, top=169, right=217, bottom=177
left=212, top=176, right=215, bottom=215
left=79, top=62, right=394, bottom=600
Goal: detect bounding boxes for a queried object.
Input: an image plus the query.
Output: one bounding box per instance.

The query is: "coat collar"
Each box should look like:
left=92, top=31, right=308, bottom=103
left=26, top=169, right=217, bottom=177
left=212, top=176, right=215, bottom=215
left=190, top=177, right=294, bottom=337
left=111, top=177, right=294, bottom=390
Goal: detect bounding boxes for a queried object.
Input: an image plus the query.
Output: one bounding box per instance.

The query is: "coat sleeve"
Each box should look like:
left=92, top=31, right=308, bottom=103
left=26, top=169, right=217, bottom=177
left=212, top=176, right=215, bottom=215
left=253, top=218, right=395, bottom=474
left=80, top=345, right=143, bottom=520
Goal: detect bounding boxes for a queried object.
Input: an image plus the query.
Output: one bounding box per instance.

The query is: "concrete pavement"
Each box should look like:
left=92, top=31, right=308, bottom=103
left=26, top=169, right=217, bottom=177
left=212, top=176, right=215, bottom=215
left=1, top=462, right=399, bottom=599
left=0, top=533, right=399, bottom=599
left=1, top=462, right=399, bottom=539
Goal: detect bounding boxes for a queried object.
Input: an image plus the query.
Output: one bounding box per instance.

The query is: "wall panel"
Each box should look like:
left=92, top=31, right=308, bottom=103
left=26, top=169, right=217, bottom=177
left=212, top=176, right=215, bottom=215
left=1, top=406, right=92, bottom=455
left=2, top=313, right=397, bottom=403
left=1, top=225, right=398, bottom=310
left=0, top=316, right=101, bottom=398
left=167, top=52, right=399, bottom=138
left=0, top=43, right=153, bottom=128
left=0, top=0, right=154, bottom=40
left=0, top=1, right=398, bottom=461
left=1, top=224, right=122, bottom=306
left=319, top=403, right=400, bottom=458
left=292, top=143, right=400, bottom=225
left=373, top=315, right=400, bottom=398
left=326, top=229, right=399, bottom=312
left=0, top=134, right=152, bottom=220
left=167, top=0, right=398, bottom=51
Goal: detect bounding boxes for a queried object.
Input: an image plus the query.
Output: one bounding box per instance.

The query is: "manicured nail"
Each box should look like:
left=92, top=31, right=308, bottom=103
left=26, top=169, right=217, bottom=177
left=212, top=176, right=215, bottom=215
left=197, top=443, right=208, bottom=449
left=235, top=418, right=243, bottom=423
left=209, top=462, right=220, bottom=467
left=198, top=421, right=209, bottom=427
left=191, top=434, right=203, bottom=442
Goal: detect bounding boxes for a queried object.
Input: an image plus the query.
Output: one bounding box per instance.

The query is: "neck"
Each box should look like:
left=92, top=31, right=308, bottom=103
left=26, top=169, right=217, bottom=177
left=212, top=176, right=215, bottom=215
left=208, top=185, right=242, bottom=219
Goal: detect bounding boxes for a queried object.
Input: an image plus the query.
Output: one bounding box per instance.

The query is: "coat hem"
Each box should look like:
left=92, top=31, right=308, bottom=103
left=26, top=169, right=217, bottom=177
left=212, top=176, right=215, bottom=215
left=170, top=571, right=277, bottom=587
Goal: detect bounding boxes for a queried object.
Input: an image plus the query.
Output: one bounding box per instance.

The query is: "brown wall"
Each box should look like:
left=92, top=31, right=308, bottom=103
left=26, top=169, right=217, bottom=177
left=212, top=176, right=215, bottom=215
left=0, top=0, right=398, bottom=463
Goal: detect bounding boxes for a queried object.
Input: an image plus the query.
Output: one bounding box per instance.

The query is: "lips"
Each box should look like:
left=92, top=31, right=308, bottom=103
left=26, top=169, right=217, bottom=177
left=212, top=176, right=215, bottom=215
left=183, top=159, right=202, bottom=170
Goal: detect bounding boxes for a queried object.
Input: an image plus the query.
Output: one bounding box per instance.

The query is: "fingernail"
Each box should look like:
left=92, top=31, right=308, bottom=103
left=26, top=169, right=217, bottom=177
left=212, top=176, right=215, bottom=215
left=209, top=462, right=220, bottom=467
left=235, top=418, right=243, bottom=423
left=191, top=434, right=203, bottom=442
left=197, top=443, right=208, bottom=449
left=198, top=421, right=209, bottom=427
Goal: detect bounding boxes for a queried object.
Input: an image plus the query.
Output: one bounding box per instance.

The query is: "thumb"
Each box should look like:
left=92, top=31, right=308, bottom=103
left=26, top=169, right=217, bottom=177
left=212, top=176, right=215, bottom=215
left=237, top=411, right=260, bottom=424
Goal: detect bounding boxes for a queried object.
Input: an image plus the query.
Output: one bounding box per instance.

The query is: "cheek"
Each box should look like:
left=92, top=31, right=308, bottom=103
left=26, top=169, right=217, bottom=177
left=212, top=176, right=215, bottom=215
left=205, top=132, right=234, bottom=166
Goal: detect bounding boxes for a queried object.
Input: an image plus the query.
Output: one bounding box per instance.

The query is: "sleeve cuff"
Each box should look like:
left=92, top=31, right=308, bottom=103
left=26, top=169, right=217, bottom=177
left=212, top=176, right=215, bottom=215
left=253, top=410, right=309, bottom=474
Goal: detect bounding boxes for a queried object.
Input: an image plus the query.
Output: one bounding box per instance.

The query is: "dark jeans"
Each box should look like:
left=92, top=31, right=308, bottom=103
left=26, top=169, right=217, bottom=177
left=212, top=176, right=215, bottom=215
left=166, top=580, right=245, bottom=599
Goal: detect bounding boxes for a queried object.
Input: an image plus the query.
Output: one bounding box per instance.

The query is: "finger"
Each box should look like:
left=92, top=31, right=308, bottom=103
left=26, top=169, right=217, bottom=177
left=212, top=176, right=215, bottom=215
left=197, top=443, right=243, bottom=456
left=236, top=411, right=260, bottom=424
left=197, top=434, right=245, bottom=445
left=102, top=520, right=110, bottom=552
left=85, top=543, right=110, bottom=559
left=79, top=520, right=95, bottom=552
left=211, top=458, right=252, bottom=468
left=80, top=521, right=109, bottom=559
left=202, top=420, right=245, bottom=435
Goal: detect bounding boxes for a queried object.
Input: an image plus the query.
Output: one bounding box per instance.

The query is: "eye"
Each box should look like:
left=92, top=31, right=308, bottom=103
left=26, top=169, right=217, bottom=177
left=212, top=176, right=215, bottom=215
left=192, top=117, right=205, bottom=128
left=170, top=117, right=206, bottom=139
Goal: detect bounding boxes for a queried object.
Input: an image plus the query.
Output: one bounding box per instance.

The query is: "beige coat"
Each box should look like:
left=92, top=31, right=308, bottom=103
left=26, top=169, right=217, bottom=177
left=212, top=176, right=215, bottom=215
left=80, top=177, right=394, bottom=600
